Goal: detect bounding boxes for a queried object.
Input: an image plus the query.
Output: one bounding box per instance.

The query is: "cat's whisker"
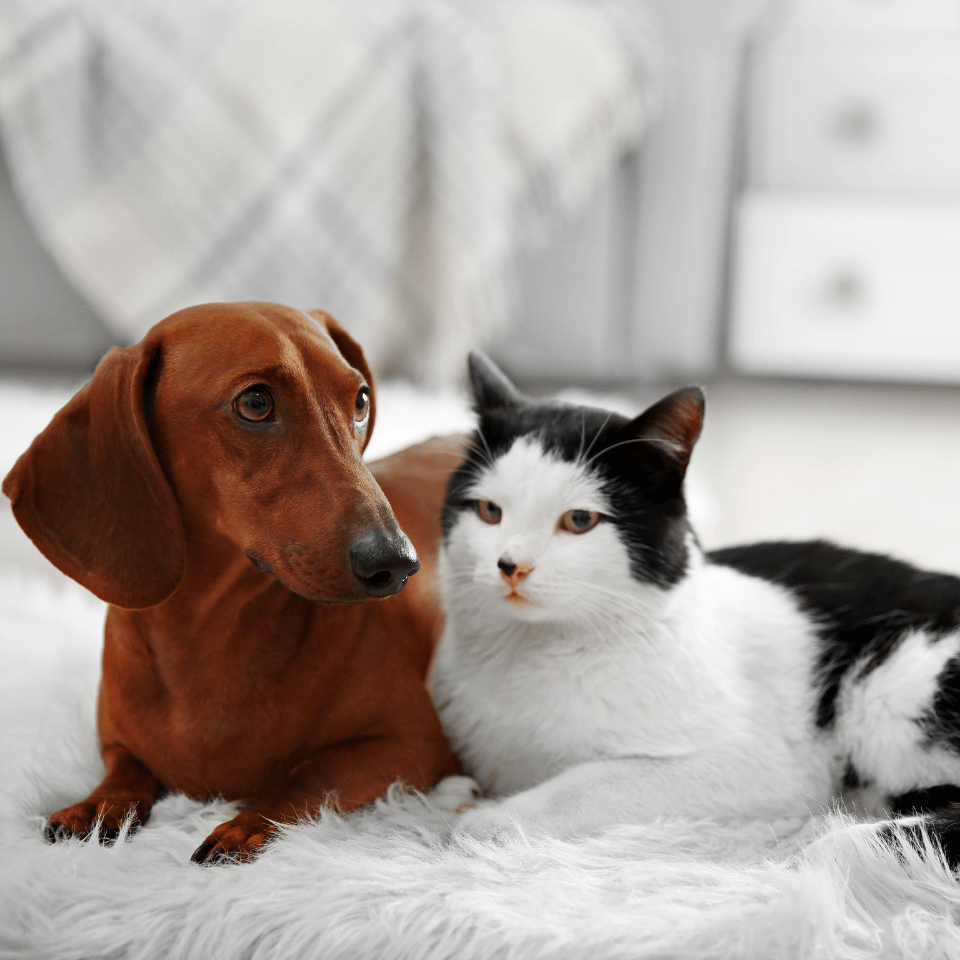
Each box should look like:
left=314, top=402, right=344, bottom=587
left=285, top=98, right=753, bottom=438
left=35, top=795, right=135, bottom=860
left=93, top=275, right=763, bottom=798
left=536, top=579, right=663, bottom=623
left=582, top=435, right=682, bottom=470
left=445, top=576, right=495, bottom=593
left=577, top=408, right=616, bottom=468
left=472, top=427, right=497, bottom=472
left=576, top=409, right=587, bottom=465
left=562, top=578, right=653, bottom=600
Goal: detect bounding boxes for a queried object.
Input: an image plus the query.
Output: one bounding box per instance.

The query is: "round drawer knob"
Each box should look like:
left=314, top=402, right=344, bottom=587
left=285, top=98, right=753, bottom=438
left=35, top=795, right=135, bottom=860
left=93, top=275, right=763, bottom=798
left=824, top=269, right=865, bottom=309
left=831, top=103, right=879, bottom=145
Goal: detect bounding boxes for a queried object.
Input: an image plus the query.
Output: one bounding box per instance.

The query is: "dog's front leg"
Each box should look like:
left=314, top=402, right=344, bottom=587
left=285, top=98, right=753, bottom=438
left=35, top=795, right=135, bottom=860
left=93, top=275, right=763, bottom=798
left=45, top=744, right=162, bottom=844
left=191, top=733, right=458, bottom=864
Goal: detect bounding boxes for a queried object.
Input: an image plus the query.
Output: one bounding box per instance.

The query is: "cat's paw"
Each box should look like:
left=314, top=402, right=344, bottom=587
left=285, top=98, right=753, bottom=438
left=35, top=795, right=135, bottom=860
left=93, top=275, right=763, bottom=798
left=454, top=799, right=523, bottom=840
left=429, top=775, right=482, bottom=815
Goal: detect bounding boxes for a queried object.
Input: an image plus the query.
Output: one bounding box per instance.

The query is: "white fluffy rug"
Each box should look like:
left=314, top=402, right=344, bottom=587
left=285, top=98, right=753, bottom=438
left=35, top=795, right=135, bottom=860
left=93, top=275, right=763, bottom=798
left=3, top=381, right=960, bottom=960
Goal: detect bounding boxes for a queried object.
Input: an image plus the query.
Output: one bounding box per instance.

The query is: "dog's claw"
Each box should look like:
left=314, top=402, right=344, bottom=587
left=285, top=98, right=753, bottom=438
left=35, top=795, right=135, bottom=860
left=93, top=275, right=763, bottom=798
left=98, top=825, right=121, bottom=845
left=44, top=822, right=71, bottom=844
left=44, top=821, right=91, bottom=844
left=208, top=847, right=239, bottom=866
left=189, top=810, right=276, bottom=863
left=191, top=840, right=241, bottom=866
left=45, top=819, right=132, bottom=846
left=44, top=793, right=151, bottom=847
left=190, top=840, right=217, bottom=864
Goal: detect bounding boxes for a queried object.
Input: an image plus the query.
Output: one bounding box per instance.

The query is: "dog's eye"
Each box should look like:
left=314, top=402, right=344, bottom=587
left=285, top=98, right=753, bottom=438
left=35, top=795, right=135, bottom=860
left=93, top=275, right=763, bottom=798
left=234, top=387, right=274, bottom=422
left=475, top=500, right=502, bottom=525
left=559, top=509, right=601, bottom=534
left=354, top=386, right=370, bottom=426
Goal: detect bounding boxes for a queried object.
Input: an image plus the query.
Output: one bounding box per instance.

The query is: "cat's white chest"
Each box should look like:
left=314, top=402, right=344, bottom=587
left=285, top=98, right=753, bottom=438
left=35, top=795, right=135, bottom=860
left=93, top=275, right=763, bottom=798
left=434, top=616, right=710, bottom=797
left=432, top=430, right=834, bottom=813
left=433, top=558, right=833, bottom=805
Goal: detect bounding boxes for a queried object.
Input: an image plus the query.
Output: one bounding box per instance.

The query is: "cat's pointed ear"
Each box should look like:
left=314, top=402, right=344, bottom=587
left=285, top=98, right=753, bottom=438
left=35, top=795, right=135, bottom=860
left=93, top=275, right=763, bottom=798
left=628, top=387, right=705, bottom=475
left=467, top=350, right=521, bottom=412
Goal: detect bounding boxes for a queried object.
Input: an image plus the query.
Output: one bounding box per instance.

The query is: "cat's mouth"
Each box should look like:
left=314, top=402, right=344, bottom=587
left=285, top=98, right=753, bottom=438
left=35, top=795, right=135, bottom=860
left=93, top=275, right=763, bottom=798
left=505, top=589, right=531, bottom=605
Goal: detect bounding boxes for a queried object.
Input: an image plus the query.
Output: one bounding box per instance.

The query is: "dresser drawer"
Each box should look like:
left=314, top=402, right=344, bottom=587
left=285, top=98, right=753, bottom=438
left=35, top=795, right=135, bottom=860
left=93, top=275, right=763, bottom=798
left=749, top=39, right=960, bottom=193
left=781, top=0, right=960, bottom=33
left=729, top=192, right=960, bottom=381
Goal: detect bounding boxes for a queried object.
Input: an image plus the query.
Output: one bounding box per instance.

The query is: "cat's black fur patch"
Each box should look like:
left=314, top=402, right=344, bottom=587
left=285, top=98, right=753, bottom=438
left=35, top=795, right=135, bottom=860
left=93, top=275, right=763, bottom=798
left=709, top=540, right=960, bottom=735
left=447, top=355, right=960, bottom=863
left=840, top=761, right=865, bottom=792
left=890, top=802, right=960, bottom=868
left=926, top=654, right=960, bottom=755
left=889, top=784, right=960, bottom=816
left=442, top=397, right=692, bottom=588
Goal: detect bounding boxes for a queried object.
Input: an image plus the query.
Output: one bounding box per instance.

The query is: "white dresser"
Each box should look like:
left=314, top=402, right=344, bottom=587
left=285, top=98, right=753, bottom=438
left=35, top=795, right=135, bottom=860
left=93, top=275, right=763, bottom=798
left=730, top=0, right=960, bottom=382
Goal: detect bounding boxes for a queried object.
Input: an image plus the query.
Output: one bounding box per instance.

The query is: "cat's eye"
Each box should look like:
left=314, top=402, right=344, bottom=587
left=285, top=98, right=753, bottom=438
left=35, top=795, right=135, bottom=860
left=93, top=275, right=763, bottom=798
left=559, top=509, right=602, bottom=534
left=475, top=500, right=502, bottom=525
left=354, top=386, right=370, bottom=427
left=234, top=386, right=274, bottom=422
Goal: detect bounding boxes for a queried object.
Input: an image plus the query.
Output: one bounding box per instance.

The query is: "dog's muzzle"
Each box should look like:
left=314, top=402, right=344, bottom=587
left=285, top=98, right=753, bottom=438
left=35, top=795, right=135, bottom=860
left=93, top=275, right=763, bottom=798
left=349, top=531, right=420, bottom=598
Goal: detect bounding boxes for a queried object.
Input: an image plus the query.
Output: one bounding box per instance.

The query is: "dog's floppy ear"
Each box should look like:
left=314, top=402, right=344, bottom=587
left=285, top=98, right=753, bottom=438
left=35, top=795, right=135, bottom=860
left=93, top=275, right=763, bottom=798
left=2, top=342, right=184, bottom=608
left=313, top=311, right=377, bottom=451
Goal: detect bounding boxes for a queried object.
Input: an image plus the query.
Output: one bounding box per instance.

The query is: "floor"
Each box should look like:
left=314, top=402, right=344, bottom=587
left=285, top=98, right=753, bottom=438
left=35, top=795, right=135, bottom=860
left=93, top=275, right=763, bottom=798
left=3, top=372, right=960, bottom=590
left=689, top=377, right=960, bottom=577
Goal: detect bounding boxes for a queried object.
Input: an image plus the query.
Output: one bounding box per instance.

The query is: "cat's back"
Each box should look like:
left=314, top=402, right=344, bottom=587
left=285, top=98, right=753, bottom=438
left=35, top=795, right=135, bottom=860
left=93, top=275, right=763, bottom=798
left=710, top=539, right=960, bottom=805
left=708, top=538, right=960, bottom=624
left=709, top=539, right=960, bottom=723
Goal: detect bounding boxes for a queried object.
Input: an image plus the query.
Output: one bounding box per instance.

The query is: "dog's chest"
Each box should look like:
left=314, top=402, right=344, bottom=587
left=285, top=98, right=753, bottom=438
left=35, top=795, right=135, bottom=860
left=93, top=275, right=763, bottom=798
left=105, top=603, right=347, bottom=799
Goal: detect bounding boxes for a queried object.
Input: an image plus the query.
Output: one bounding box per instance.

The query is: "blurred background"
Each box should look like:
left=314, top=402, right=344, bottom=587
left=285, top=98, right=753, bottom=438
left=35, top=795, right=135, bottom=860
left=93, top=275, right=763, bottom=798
left=2, top=0, right=960, bottom=581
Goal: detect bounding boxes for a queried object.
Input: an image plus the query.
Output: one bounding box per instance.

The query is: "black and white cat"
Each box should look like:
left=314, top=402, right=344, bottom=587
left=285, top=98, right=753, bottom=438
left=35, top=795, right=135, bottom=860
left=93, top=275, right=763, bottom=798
left=432, top=351, right=960, bottom=847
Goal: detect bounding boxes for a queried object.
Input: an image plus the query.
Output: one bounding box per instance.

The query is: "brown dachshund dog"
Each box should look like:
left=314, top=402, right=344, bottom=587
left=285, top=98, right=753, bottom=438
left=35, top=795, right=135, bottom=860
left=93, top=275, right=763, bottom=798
left=3, top=301, right=464, bottom=863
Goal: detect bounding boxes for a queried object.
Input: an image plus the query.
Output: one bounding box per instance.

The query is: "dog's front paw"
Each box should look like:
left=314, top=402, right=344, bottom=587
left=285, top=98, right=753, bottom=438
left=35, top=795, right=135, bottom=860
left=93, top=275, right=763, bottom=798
left=455, top=800, right=523, bottom=841
left=429, top=775, right=482, bottom=815
left=190, top=811, right=278, bottom=865
left=45, top=795, right=149, bottom=845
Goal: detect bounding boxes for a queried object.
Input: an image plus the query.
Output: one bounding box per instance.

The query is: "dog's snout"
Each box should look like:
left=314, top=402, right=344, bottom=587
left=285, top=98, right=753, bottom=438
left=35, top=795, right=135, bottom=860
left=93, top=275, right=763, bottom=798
left=349, top=531, right=420, bottom=598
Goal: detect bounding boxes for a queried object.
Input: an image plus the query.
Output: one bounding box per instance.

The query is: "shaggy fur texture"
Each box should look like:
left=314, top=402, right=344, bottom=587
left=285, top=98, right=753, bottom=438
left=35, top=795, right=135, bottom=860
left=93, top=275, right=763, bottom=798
left=4, top=570, right=960, bottom=958
left=2, top=383, right=960, bottom=959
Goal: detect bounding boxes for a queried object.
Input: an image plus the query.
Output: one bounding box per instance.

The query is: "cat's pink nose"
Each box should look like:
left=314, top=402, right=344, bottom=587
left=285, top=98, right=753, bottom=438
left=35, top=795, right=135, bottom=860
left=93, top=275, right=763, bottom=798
left=498, top=557, right=533, bottom=587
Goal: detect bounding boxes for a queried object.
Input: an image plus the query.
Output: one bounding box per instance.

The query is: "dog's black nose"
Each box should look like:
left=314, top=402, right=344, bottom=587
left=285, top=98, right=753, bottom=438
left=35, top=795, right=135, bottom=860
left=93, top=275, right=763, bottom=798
left=349, top=531, right=420, bottom=598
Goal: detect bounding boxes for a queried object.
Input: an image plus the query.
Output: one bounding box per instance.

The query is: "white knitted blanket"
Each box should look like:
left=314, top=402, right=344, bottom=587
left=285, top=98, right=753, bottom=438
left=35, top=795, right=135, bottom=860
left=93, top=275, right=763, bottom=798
left=0, top=0, right=659, bottom=381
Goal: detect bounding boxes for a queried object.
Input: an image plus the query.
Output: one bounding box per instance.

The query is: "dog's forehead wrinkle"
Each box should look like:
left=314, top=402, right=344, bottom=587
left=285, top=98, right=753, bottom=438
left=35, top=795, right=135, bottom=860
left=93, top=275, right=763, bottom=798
left=301, top=342, right=362, bottom=388
left=230, top=362, right=298, bottom=391
left=161, top=318, right=298, bottom=385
